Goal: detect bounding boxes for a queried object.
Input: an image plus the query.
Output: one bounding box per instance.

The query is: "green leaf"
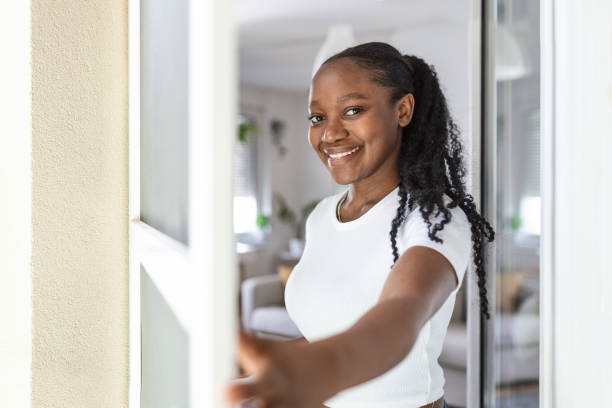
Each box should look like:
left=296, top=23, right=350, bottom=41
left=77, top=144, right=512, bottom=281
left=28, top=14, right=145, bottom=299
left=256, top=213, right=269, bottom=228
left=238, top=121, right=261, bottom=144
left=510, top=214, right=522, bottom=230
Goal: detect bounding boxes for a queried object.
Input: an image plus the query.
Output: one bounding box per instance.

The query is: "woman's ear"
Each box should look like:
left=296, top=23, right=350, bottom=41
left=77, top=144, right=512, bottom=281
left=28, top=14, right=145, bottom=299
left=397, top=93, right=415, bottom=127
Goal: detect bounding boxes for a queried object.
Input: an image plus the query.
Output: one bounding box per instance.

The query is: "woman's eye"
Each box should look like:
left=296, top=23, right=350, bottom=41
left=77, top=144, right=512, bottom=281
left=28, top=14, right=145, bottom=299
left=308, top=115, right=323, bottom=124
left=308, top=109, right=361, bottom=124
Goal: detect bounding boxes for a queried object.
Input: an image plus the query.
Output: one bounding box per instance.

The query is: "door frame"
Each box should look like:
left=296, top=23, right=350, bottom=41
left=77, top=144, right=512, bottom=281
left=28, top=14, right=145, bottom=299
left=479, top=1, right=497, bottom=407
left=540, top=0, right=556, bottom=407
left=467, top=1, right=484, bottom=407
left=128, top=0, right=238, bottom=406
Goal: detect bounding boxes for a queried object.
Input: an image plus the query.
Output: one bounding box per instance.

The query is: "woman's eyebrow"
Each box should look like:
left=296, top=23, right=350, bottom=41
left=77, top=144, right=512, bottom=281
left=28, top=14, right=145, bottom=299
left=309, top=92, right=369, bottom=108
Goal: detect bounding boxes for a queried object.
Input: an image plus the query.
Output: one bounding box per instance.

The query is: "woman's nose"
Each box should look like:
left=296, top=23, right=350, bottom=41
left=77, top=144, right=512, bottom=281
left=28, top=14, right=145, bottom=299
left=322, top=119, right=348, bottom=143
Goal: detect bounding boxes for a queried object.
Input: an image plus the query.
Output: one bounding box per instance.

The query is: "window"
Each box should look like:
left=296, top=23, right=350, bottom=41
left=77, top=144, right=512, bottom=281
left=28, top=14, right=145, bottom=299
left=234, top=112, right=261, bottom=237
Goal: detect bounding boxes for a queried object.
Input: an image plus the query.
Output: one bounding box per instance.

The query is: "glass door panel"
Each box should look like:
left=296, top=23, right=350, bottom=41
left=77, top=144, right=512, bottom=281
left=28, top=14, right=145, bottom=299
left=140, top=266, right=190, bottom=408
left=140, top=0, right=190, bottom=245
left=483, top=1, right=541, bottom=407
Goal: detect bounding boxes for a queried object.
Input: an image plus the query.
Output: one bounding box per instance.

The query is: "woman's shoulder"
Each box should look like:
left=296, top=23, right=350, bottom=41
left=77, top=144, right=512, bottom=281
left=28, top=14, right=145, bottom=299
left=401, top=194, right=471, bottom=245
left=399, top=193, right=473, bottom=286
left=403, top=193, right=469, bottom=227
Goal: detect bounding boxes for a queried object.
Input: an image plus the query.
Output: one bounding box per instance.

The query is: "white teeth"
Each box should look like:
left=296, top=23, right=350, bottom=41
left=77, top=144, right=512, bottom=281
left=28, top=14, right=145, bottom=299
left=328, top=146, right=360, bottom=159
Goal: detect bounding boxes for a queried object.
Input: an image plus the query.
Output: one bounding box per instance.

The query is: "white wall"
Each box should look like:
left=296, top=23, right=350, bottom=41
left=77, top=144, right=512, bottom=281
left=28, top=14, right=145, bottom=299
left=390, top=20, right=474, bottom=190
left=0, top=1, right=32, bottom=407
left=541, top=1, right=612, bottom=406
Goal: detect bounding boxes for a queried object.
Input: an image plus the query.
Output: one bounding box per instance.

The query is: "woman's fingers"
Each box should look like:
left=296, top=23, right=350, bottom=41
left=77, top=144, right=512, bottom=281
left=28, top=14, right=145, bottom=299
left=242, top=397, right=266, bottom=408
left=227, top=331, right=294, bottom=406
left=227, top=332, right=275, bottom=405
left=236, top=330, right=270, bottom=374
left=224, top=376, right=263, bottom=404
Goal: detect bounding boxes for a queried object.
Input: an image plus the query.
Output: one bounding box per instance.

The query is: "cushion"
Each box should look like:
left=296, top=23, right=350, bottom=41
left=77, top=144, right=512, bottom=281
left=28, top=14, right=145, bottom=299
left=496, top=313, right=539, bottom=349
left=497, top=271, right=524, bottom=313
left=517, top=293, right=539, bottom=314
left=250, top=306, right=302, bottom=338
left=277, top=265, right=293, bottom=287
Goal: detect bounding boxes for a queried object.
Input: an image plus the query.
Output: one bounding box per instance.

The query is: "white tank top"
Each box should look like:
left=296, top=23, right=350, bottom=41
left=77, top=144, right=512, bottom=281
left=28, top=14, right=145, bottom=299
left=284, top=186, right=472, bottom=408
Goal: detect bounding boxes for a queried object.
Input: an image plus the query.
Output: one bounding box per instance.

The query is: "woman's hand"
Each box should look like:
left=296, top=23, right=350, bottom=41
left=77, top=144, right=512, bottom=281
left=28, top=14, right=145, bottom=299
left=223, top=330, right=338, bottom=408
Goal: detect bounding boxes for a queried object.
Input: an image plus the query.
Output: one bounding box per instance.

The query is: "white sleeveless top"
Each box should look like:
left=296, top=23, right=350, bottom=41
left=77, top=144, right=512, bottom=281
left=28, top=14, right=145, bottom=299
left=284, top=186, right=472, bottom=408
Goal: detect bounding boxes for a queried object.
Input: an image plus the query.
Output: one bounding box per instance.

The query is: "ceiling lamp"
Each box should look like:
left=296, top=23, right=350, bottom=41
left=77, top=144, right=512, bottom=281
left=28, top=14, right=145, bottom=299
left=496, top=24, right=529, bottom=81
left=311, top=23, right=356, bottom=78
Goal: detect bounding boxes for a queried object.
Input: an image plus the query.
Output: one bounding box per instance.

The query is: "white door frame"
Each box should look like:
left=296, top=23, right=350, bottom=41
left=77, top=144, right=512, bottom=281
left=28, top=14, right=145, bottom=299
left=128, top=0, right=238, bottom=406
left=467, top=1, right=485, bottom=407
left=539, top=1, right=555, bottom=407
left=540, top=1, right=612, bottom=406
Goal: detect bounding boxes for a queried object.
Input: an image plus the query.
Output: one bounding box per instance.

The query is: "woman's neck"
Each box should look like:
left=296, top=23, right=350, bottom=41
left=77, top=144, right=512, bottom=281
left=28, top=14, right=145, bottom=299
left=343, top=178, right=399, bottom=216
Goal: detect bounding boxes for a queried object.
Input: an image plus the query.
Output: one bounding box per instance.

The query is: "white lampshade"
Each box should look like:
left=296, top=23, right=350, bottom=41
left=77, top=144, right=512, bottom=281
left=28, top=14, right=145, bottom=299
left=311, top=24, right=356, bottom=78
left=496, top=24, right=528, bottom=81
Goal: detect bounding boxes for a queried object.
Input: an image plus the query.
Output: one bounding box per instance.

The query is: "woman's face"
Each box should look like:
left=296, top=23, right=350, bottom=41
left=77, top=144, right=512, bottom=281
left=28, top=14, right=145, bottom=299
left=307, top=58, right=414, bottom=186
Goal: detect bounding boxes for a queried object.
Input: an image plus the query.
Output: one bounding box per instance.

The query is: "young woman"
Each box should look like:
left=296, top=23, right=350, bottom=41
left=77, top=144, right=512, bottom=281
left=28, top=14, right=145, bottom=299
left=225, top=42, right=495, bottom=408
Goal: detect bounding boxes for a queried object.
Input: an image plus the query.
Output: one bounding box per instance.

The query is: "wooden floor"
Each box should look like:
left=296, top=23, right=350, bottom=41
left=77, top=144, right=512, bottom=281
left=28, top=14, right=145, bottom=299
left=444, top=381, right=539, bottom=408
left=496, top=381, right=539, bottom=397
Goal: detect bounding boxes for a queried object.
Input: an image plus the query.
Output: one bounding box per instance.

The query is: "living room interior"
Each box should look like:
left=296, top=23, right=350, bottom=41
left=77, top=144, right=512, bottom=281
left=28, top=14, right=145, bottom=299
left=234, top=1, right=540, bottom=408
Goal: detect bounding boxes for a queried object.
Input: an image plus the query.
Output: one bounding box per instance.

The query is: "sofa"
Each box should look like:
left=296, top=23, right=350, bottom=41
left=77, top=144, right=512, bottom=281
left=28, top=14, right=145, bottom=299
left=240, top=273, right=302, bottom=340
left=438, top=270, right=540, bottom=407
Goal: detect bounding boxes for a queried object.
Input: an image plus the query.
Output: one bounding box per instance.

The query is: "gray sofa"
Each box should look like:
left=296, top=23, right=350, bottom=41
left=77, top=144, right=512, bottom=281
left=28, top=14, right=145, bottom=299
left=240, top=273, right=302, bottom=340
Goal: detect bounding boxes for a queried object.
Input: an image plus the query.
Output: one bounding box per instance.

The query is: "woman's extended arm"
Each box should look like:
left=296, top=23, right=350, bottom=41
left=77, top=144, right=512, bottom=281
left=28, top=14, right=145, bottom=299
left=224, top=245, right=458, bottom=407
left=311, top=245, right=459, bottom=395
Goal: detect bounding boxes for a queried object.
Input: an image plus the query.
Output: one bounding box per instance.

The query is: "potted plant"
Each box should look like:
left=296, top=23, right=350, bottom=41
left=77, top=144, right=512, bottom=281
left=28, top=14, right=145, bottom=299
left=237, top=115, right=261, bottom=144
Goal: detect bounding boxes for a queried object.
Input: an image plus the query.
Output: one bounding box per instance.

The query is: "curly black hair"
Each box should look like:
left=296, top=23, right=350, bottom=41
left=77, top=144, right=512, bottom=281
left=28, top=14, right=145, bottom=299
left=322, top=42, right=495, bottom=320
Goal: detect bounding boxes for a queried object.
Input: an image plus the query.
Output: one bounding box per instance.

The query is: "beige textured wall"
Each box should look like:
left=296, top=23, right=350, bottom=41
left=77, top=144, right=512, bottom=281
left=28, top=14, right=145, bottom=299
left=30, top=1, right=129, bottom=407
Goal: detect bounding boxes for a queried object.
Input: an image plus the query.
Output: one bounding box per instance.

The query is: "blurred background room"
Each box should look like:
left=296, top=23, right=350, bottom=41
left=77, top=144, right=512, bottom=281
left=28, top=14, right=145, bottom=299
left=234, top=1, right=540, bottom=407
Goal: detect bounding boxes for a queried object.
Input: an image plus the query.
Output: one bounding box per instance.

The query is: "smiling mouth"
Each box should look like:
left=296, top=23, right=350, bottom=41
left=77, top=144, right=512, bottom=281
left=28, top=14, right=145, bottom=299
left=326, top=145, right=361, bottom=159
left=325, top=145, right=362, bottom=167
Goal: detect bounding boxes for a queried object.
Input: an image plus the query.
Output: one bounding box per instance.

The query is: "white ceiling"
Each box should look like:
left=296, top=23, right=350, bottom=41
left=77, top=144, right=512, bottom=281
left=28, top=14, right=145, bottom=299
left=237, top=0, right=468, bottom=91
